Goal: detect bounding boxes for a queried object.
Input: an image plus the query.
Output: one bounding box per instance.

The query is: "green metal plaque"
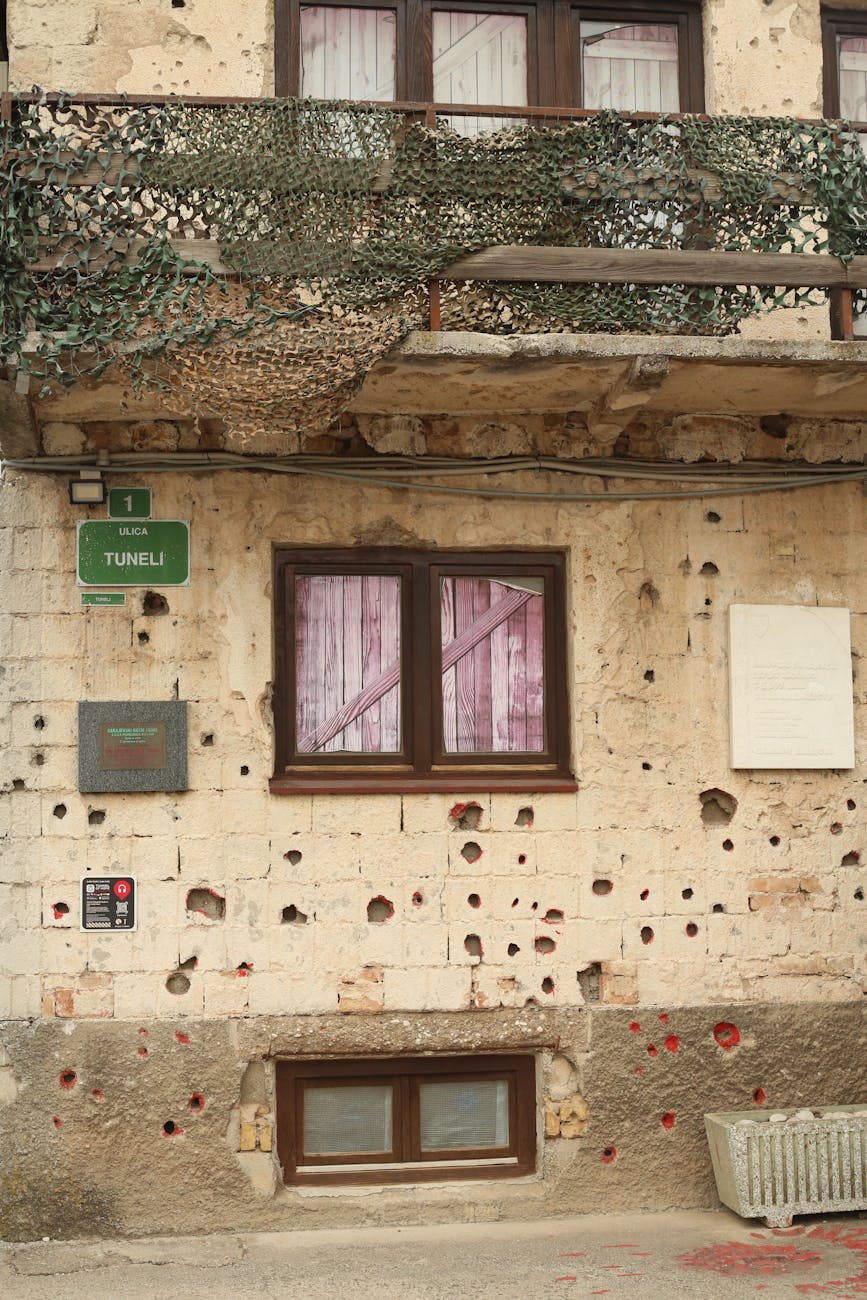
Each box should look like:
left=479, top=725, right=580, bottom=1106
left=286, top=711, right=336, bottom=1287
left=81, top=591, right=126, bottom=607
left=108, top=487, right=152, bottom=519
left=77, top=521, right=190, bottom=587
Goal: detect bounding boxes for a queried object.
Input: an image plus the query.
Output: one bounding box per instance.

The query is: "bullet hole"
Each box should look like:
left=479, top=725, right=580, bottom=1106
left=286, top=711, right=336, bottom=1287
left=700, top=788, right=737, bottom=826
left=577, top=962, right=601, bottom=1002
left=601, top=1146, right=617, bottom=1163
left=752, top=1087, right=766, bottom=1106
left=512, top=898, right=519, bottom=908
left=517, top=853, right=527, bottom=865
left=760, top=413, right=790, bottom=439
left=685, top=922, right=699, bottom=937
left=712, top=902, right=726, bottom=913
left=544, top=908, right=564, bottom=925
left=679, top=557, right=692, bottom=575
left=187, top=1093, right=205, bottom=1112
left=240, top=765, right=249, bottom=776
left=592, top=879, right=613, bottom=896
left=52, top=901, right=69, bottom=919
left=700, top=561, right=719, bottom=576
left=847, top=798, right=856, bottom=810
left=713, top=1021, right=740, bottom=1050
left=175, top=1031, right=191, bottom=1044
left=450, top=801, right=482, bottom=830
left=658, top=1013, right=668, bottom=1023
left=236, top=961, right=253, bottom=976
left=142, top=591, right=169, bottom=616
left=644, top=668, right=655, bottom=682
left=681, top=887, right=693, bottom=900
left=769, top=835, right=781, bottom=846
left=185, top=888, right=226, bottom=920
left=59, top=1070, right=77, bottom=1089
left=639, top=888, right=650, bottom=901
left=661, top=1111, right=676, bottom=1130
left=642, top=762, right=652, bottom=770
left=464, top=934, right=483, bottom=957
left=515, top=806, right=534, bottom=827
left=171, top=0, right=186, bottom=10
left=283, top=849, right=302, bottom=865
left=138, top=1027, right=148, bottom=1036
left=524, top=996, right=539, bottom=1007
left=137, top=1047, right=149, bottom=1058
left=178, top=956, right=197, bottom=971
left=842, top=850, right=860, bottom=865
left=90, top=1088, right=105, bottom=1103
left=664, top=1035, right=680, bottom=1053
left=34, top=716, right=45, bottom=730
left=33, top=752, right=45, bottom=766
left=461, top=841, right=482, bottom=863
left=137, top=631, right=150, bottom=644
left=535, top=936, right=556, bottom=954
left=507, top=942, right=520, bottom=956
left=531, top=901, right=539, bottom=911
left=704, top=597, right=713, bottom=607
left=53, top=804, right=67, bottom=819
left=705, top=510, right=721, bottom=523
left=634, top=1066, right=644, bottom=1076
left=855, top=887, right=864, bottom=901
left=412, top=891, right=424, bottom=907
left=52, top=1116, right=62, bottom=1129
left=88, top=809, right=106, bottom=826
left=162, top=1120, right=180, bottom=1136
left=639, top=580, right=660, bottom=607
left=467, top=893, right=481, bottom=908
left=647, top=1043, right=658, bottom=1057
left=165, top=972, right=191, bottom=995
left=201, top=733, right=214, bottom=746
left=722, top=839, right=734, bottom=852
left=831, top=822, right=843, bottom=835
left=629, top=1021, right=641, bottom=1033
left=367, top=896, right=394, bottom=923
left=282, top=904, right=307, bottom=925
left=640, top=926, right=654, bottom=945
left=541, top=976, right=555, bottom=994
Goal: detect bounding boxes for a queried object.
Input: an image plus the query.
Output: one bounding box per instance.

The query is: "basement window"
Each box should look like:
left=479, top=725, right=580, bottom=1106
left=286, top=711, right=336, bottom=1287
left=271, top=548, right=573, bottom=793
left=275, top=1055, right=536, bottom=1185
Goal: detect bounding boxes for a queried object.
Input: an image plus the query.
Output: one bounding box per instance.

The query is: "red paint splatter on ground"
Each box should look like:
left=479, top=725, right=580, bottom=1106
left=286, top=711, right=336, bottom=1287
left=661, top=1111, right=676, bottom=1129
left=590, top=1291, right=610, bottom=1295
left=713, top=1021, right=740, bottom=1049
left=646, top=1043, right=658, bottom=1057
left=606, top=1245, right=639, bottom=1249
left=664, top=1034, right=680, bottom=1052
left=678, top=1241, right=824, bottom=1278
left=628, top=1021, right=641, bottom=1033
left=559, top=1253, right=586, bottom=1258
left=620, top=1273, right=644, bottom=1277
left=555, top=1277, right=577, bottom=1283
left=175, top=1031, right=190, bottom=1044
left=658, top=1013, right=669, bottom=1023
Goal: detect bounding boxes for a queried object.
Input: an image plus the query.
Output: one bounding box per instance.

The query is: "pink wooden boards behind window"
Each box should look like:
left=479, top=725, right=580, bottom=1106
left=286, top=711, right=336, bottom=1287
left=294, top=574, right=545, bottom=755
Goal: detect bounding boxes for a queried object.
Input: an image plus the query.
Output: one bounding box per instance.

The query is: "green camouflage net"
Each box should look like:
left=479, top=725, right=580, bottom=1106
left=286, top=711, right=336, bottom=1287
left=2, top=93, right=867, bottom=437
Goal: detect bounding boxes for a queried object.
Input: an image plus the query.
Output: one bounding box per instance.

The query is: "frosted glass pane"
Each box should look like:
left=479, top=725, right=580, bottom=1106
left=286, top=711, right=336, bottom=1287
left=303, top=1084, right=393, bottom=1155
left=419, top=1080, right=509, bottom=1150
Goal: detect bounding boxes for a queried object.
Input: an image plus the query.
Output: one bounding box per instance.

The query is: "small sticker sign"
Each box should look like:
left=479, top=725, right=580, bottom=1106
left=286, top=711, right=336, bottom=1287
left=81, top=592, right=126, bottom=607
left=108, top=488, right=152, bottom=520
left=81, top=877, right=137, bottom=931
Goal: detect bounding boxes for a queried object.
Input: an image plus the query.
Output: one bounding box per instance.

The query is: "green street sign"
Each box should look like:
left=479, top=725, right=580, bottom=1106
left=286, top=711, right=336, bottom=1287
left=81, top=592, right=126, bottom=607
left=109, top=487, right=152, bottom=519
left=77, top=521, right=190, bottom=587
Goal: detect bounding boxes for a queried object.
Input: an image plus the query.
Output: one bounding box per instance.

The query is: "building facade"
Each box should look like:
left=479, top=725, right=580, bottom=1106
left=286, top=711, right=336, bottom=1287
left=0, top=0, right=865, bottom=1239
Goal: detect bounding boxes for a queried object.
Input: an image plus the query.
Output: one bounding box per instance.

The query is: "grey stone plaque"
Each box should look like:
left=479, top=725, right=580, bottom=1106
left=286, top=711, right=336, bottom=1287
left=78, top=701, right=188, bottom=792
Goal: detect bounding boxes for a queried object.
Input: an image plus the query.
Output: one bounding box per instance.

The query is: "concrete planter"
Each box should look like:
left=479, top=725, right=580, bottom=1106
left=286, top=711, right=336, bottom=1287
left=705, top=1106, right=867, bottom=1228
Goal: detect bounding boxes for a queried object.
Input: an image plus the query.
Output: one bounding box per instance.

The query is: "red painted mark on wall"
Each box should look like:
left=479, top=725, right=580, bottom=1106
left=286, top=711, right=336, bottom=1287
left=137, top=1027, right=148, bottom=1036
left=664, top=1035, right=680, bottom=1053
left=629, top=1021, right=641, bottom=1033
left=658, top=1013, right=669, bottom=1023
left=90, top=1088, right=105, bottom=1103
left=52, top=1115, right=62, bottom=1128
left=634, top=1067, right=644, bottom=1075
left=137, top=1046, right=149, bottom=1058
left=714, top=1022, right=740, bottom=1050
left=601, top=1146, right=617, bottom=1163
left=661, top=1111, right=676, bottom=1129
left=236, top=962, right=253, bottom=976
left=187, top=1093, right=205, bottom=1112
left=639, top=888, right=650, bottom=901
left=52, top=903, right=68, bottom=920
left=646, top=1043, right=658, bottom=1057
left=752, top=1087, right=766, bottom=1105
left=175, top=1031, right=191, bottom=1044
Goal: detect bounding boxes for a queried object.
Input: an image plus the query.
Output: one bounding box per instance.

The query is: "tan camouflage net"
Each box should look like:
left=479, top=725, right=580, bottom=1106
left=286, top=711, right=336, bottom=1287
left=2, top=94, right=867, bottom=437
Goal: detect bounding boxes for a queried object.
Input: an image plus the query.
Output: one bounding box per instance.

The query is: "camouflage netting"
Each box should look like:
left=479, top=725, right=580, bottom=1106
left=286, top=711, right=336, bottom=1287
left=2, top=93, right=867, bottom=437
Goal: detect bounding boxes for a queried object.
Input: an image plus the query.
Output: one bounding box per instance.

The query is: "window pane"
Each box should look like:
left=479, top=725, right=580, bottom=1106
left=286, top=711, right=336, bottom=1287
left=301, top=6, right=396, bottom=100
left=419, top=1079, right=509, bottom=1150
left=303, top=1084, right=394, bottom=1155
left=440, top=577, right=544, bottom=753
left=432, top=11, right=527, bottom=134
left=839, top=36, right=867, bottom=120
left=581, top=21, right=679, bottom=112
left=295, top=574, right=401, bottom=754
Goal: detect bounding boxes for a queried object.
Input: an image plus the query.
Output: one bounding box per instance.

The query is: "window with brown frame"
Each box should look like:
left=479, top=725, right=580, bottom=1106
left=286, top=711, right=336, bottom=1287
left=821, top=9, right=867, bottom=338
left=275, top=0, right=704, bottom=112
left=275, top=1055, right=537, bottom=1185
left=271, top=548, right=573, bottom=794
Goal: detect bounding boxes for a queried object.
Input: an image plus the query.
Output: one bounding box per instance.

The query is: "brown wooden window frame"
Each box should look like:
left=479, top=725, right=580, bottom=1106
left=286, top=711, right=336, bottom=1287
left=821, top=8, right=867, bottom=339
left=275, top=1054, right=537, bottom=1185
left=270, top=547, right=574, bottom=795
left=275, top=0, right=705, bottom=111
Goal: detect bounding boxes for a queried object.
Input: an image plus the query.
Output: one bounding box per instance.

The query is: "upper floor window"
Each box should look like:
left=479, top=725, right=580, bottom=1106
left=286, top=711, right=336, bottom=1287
left=822, top=8, right=867, bottom=122
left=276, top=0, right=704, bottom=111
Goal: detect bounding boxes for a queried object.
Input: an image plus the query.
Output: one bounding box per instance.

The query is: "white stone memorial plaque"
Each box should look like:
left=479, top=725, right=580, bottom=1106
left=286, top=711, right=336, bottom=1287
left=728, top=604, right=854, bottom=769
